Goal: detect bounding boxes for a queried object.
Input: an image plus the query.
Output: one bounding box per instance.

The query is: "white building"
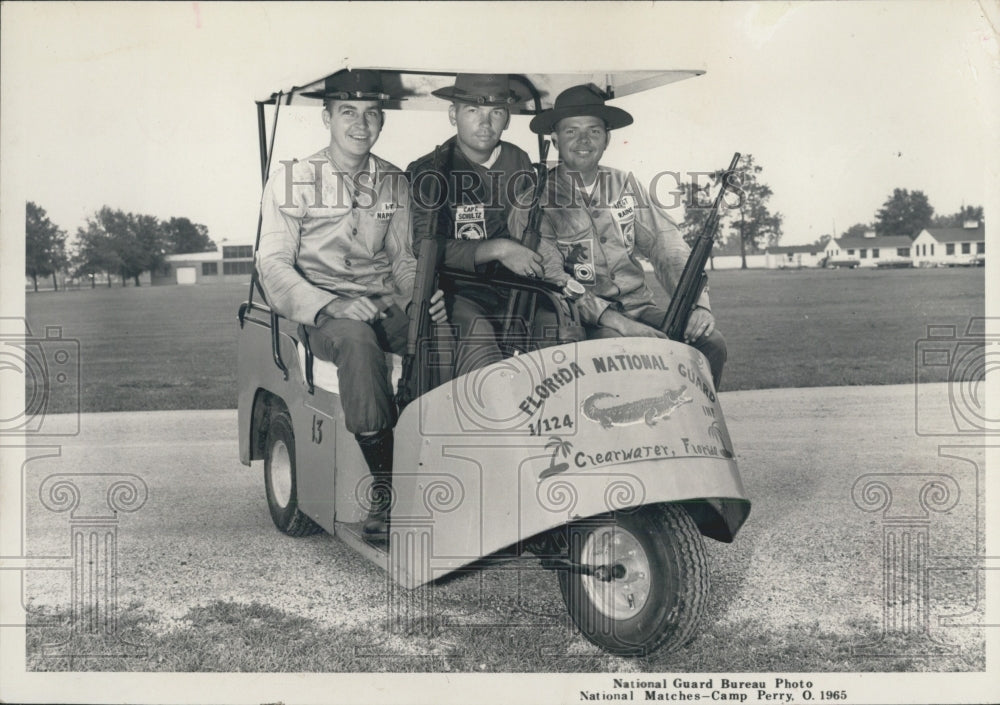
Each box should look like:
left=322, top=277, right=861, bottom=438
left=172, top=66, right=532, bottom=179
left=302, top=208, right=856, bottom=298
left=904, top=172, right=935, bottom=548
left=151, top=245, right=254, bottom=285
left=702, top=239, right=768, bottom=269
left=707, top=253, right=769, bottom=270
left=765, top=244, right=826, bottom=269
left=823, top=233, right=913, bottom=268
left=911, top=222, right=985, bottom=266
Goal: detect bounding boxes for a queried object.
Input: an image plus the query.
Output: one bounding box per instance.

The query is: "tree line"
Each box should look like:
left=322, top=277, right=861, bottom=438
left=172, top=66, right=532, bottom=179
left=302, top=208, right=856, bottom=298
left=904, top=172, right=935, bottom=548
left=27, top=170, right=982, bottom=287
left=25, top=203, right=215, bottom=291
left=674, top=155, right=983, bottom=268
left=29, top=158, right=781, bottom=284
left=812, top=190, right=984, bottom=248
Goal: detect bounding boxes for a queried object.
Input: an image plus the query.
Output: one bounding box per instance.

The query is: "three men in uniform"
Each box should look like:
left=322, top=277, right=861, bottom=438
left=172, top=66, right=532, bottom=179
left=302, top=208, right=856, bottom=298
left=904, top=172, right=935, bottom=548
left=257, top=70, right=726, bottom=542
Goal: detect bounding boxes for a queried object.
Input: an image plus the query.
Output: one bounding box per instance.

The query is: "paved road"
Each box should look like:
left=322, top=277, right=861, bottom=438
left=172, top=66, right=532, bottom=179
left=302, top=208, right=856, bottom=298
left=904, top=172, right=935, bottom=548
left=11, top=383, right=988, bottom=661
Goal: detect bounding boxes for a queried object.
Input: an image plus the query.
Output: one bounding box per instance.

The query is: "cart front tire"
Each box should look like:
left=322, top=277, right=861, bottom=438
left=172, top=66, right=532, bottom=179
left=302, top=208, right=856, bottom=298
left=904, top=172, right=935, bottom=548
left=558, top=503, right=709, bottom=656
left=264, top=409, right=322, bottom=537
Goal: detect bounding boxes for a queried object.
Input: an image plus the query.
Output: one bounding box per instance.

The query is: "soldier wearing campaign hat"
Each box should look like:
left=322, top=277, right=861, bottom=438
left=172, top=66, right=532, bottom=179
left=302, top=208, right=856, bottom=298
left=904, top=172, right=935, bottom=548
left=257, top=69, right=447, bottom=543
left=408, top=74, right=541, bottom=377
left=514, top=83, right=727, bottom=388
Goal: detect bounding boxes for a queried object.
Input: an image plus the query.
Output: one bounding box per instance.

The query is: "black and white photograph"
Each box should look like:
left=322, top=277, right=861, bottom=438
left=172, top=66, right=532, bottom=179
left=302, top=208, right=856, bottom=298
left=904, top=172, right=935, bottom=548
left=1, top=2, right=997, bottom=704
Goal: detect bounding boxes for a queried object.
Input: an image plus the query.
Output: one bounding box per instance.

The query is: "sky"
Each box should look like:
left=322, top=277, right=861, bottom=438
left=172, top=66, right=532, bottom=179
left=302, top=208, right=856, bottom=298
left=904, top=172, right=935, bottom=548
left=1, top=1, right=998, bottom=255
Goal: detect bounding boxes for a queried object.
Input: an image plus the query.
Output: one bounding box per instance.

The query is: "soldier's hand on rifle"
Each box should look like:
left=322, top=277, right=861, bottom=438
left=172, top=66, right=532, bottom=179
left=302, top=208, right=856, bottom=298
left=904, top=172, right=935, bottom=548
left=684, top=305, right=715, bottom=344
left=496, top=241, right=544, bottom=278
left=323, top=297, right=381, bottom=323
left=599, top=309, right=667, bottom=339
left=428, top=289, right=448, bottom=324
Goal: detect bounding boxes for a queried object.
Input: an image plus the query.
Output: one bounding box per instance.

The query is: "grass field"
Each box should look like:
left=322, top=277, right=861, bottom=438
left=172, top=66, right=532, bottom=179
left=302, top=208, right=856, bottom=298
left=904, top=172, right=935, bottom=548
left=24, top=267, right=985, bottom=412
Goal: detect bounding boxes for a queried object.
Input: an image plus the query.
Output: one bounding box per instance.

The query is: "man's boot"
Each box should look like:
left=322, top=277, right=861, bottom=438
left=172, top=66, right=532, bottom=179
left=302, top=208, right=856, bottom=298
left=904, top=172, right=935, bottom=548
left=356, top=430, right=393, bottom=543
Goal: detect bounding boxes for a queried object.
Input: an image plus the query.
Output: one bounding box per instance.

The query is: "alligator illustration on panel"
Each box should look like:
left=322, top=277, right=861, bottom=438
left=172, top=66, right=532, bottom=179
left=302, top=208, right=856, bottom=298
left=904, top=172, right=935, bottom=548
left=581, top=386, right=693, bottom=429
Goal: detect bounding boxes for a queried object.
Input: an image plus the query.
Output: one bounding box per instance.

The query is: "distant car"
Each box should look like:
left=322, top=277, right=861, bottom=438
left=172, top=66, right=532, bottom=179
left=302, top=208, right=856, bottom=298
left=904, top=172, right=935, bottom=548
left=875, top=259, right=913, bottom=269
left=827, top=258, right=860, bottom=269
left=947, top=255, right=984, bottom=267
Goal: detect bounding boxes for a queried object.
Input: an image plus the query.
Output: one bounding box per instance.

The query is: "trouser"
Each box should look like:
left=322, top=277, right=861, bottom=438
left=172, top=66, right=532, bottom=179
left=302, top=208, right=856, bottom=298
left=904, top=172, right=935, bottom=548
left=303, top=312, right=409, bottom=435
left=450, top=295, right=504, bottom=377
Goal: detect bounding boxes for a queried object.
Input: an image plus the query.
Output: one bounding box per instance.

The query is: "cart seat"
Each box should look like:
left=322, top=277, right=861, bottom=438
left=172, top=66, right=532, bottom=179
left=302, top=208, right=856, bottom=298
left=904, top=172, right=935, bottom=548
left=293, top=340, right=403, bottom=394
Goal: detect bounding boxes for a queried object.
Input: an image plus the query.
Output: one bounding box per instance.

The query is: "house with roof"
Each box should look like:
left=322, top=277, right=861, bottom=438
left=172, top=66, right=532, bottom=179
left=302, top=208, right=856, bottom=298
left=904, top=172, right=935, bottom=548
left=150, top=244, right=255, bottom=285
left=823, top=232, right=913, bottom=268
left=765, top=244, right=826, bottom=269
left=911, top=222, right=985, bottom=266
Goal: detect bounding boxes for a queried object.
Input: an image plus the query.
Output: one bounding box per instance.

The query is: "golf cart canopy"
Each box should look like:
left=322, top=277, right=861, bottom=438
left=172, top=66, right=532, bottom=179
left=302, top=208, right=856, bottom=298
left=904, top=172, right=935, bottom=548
left=258, top=69, right=705, bottom=112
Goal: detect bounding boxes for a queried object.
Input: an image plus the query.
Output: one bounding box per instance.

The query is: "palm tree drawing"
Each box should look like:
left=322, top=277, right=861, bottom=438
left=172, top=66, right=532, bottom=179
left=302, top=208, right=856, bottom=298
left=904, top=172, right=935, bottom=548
left=707, top=422, right=734, bottom=459
left=540, top=436, right=574, bottom=479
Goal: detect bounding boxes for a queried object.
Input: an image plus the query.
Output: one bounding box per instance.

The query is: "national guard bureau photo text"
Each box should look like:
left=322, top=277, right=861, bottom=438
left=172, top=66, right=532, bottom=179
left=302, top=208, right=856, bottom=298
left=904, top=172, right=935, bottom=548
left=580, top=676, right=841, bottom=703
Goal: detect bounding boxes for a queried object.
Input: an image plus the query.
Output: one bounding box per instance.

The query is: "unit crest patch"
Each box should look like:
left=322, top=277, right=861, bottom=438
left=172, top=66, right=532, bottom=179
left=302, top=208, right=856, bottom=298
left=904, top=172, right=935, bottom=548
left=455, top=204, right=486, bottom=240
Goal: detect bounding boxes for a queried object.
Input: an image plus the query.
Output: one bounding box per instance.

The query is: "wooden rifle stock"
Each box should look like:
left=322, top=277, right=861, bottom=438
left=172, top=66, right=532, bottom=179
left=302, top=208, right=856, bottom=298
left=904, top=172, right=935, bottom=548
left=660, top=153, right=741, bottom=341
left=519, top=140, right=550, bottom=251
left=396, top=148, right=446, bottom=410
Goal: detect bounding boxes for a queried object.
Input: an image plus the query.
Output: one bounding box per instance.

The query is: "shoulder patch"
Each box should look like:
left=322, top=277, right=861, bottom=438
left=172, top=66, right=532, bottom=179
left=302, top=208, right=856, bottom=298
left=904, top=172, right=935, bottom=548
left=455, top=204, right=486, bottom=239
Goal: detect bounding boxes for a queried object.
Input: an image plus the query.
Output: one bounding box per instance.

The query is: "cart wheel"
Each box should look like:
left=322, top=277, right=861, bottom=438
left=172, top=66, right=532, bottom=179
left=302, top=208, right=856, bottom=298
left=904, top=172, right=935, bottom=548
left=558, top=503, right=708, bottom=656
left=264, top=409, right=322, bottom=537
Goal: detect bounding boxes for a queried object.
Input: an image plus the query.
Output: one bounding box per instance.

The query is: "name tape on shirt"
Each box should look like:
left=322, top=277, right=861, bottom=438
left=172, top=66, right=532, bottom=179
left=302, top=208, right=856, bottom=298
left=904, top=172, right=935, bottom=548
left=455, top=204, right=486, bottom=240
left=612, top=195, right=635, bottom=224
left=612, top=195, right=636, bottom=250
left=375, top=203, right=398, bottom=221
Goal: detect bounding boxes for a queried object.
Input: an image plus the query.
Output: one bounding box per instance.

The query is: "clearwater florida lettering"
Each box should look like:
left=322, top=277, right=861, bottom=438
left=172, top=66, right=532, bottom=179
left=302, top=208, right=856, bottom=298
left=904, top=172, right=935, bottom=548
left=518, top=353, right=715, bottom=418
left=569, top=437, right=729, bottom=470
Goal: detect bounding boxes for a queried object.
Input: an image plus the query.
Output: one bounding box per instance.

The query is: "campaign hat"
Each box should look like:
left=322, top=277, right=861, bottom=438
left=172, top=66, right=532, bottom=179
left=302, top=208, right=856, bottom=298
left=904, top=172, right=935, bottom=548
left=432, top=73, right=518, bottom=106
left=302, top=69, right=398, bottom=101
left=529, top=84, right=633, bottom=135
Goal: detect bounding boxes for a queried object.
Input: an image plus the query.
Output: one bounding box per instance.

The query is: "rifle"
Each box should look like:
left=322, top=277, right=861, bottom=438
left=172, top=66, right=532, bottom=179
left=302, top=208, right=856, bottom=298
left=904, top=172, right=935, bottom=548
left=396, top=147, right=446, bottom=411
left=660, top=153, right=741, bottom=341
left=500, top=140, right=550, bottom=351
left=517, top=139, right=550, bottom=252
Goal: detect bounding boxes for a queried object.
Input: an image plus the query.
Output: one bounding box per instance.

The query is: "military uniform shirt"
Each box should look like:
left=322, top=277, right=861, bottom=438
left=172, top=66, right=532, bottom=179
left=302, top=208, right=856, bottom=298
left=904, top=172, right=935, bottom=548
left=408, top=137, right=533, bottom=267
left=257, top=148, right=416, bottom=326
left=526, top=164, right=711, bottom=326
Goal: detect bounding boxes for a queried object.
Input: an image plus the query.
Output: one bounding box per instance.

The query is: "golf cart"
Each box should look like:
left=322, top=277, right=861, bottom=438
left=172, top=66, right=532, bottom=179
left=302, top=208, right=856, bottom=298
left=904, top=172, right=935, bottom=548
left=237, top=68, right=751, bottom=656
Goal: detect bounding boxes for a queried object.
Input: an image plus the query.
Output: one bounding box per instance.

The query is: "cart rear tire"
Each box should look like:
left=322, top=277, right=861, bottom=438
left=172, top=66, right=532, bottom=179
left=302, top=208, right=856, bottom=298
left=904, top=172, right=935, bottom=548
left=558, top=503, right=708, bottom=656
left=264, top=409, right=322, bottom=537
